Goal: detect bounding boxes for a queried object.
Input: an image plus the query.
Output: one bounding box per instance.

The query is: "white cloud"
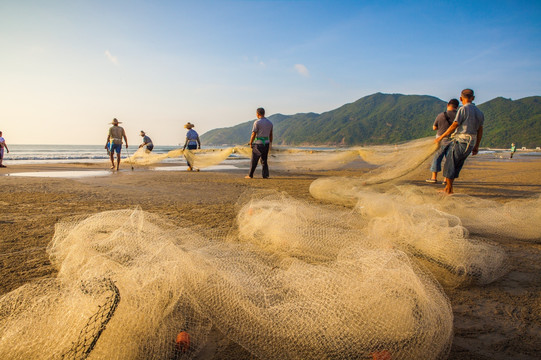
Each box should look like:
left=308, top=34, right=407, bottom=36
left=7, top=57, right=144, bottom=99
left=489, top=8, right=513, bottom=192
left=294, top=63, right=310, bottom=77
left=105, top=50, right=118, bottom=65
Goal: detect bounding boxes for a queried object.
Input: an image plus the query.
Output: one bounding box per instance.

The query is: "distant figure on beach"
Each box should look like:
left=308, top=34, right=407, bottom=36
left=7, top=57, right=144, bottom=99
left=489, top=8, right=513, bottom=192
left=510, top=143, right=516, bottom=159
left=105, top=118, right=128, bottom=171
left=426, top=98, right=459, bottom=184
left=139, top=131, right=154, bottom=152
left=435, top=89, right=484, bottom=195
left=0, top=131, right=9, bottom=168
left=182, top=122, right=201, bottom=171
left=245, top=107, right=273, bottom=179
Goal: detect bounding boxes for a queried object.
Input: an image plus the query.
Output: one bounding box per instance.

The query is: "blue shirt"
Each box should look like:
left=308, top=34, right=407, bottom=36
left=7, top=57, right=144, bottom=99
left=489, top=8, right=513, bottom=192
left=186, top=129, right=199, bottom=145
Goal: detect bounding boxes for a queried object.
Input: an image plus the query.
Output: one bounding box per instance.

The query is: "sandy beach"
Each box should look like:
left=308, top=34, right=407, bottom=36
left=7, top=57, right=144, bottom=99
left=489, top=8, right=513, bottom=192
left=1, top=155, right=540, bottom=360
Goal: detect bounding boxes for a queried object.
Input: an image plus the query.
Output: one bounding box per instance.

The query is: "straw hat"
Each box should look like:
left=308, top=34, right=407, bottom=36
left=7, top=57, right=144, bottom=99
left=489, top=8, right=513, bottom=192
left=110, top=118, right=122, bottom=125
left=184, top=122, right=194, bottom=129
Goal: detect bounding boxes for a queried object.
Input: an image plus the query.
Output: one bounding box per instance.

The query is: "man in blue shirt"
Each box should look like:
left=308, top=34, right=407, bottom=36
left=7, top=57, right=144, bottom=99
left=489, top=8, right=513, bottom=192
left=182, top=122, right=201, bottom=171
left=139, top=131, right=154, bottom=152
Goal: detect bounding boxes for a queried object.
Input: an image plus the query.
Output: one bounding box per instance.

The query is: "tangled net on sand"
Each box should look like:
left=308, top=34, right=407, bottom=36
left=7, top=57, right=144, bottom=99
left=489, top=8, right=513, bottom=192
left=0, top=207, right=453, bottom=359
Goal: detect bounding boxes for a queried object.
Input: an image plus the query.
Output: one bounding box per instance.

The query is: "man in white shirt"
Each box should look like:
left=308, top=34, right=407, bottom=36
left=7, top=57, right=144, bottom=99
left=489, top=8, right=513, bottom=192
left=0, top=131, right=9, bottom=168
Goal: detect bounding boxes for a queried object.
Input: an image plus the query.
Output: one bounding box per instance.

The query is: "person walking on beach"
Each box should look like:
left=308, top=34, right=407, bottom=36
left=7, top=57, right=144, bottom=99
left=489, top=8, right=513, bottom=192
left=435, top=89, right=484, bottom=195
left=245, top=107, right=273, bottom=179
left=0, top=131, right=9, bottom=168
left=182, top=122, right=201, bottom=171
left=105, top=118, right=128, bottom=171
left=139, top=131, right=154, bottom=152
left=510, top=143, right=516, bottom=159
left=426, top=98, right=459, bottom=184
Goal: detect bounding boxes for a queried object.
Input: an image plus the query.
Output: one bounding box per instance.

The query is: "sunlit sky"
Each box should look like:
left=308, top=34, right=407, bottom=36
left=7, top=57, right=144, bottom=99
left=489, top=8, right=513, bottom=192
left=1, top=0, right=540, bottom=145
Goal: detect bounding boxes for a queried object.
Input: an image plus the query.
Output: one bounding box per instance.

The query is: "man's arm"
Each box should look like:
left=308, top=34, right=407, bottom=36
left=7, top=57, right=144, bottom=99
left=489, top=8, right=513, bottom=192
left=105, top=134, right=110, bottom=149
left=196, top=136, right=201, bottom=149
left=249, top=132, right=256, bottom=146
left=472, top=126, right=483, bottom=156
left=435, top=122, right=458, bottom=143
left=4, top=141, right=8, bottom=153
left=182, top=137, right=188, bottom=151
left=123, top=129, right=128, bottom=148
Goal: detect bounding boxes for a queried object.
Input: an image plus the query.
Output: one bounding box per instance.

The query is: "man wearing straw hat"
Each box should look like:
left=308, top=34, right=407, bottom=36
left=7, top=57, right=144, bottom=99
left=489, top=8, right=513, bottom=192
left=105, top=118, right=128, bottom=171
left=245, top=107, right=273, bottom=179
left=182, top=122, right=201, bottom=171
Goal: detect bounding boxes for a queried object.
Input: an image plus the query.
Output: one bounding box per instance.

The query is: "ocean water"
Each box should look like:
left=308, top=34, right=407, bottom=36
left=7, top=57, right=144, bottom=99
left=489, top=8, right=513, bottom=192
left=2, top=144, right=183, bottom=165
left=2, top=144, right=540, bottom=166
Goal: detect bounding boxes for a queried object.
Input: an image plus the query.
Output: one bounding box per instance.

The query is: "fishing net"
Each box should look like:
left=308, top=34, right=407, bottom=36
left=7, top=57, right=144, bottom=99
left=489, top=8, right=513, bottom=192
left=126, top=146, right=363, bottom=172
left=310, top=177, right=510, bottom=286
left=353, top=137, right=438, bottom=184
left=126, top=147, right=235, bottom=169
left=1, top=206, right=453, bottom=359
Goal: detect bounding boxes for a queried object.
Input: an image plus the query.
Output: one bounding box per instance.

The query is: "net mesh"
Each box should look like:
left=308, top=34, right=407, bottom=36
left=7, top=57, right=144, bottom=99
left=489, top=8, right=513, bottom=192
left=126, top=146, right=362, bottom=171
left=1, top=205, right=453, bottom=359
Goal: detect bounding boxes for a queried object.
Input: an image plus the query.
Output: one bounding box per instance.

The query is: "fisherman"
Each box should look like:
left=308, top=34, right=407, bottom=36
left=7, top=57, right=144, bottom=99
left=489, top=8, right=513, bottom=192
left=139, top=131, right=154, bottom=152
left=0, top=131, right=9, bottom=168
left=182, top=122, right=201, bottom=171
left=435, top=89, right=484, bottom=195
left=105, top=118, right=128, bottom=171
left=245, top=107, right=273, bottom=179
left=426, top=98, right=459, bottom=184
left=510, top=143, right=516, bottom=159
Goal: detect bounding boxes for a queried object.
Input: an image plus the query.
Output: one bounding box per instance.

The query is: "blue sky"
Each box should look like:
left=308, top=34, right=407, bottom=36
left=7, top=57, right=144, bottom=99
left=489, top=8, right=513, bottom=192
left=1, top=0, right=540, bottom=145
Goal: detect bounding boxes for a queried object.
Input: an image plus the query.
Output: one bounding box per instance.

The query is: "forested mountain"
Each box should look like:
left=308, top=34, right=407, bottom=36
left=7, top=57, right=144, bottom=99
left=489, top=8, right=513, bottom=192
left=201, top=93, right=541, bottom=148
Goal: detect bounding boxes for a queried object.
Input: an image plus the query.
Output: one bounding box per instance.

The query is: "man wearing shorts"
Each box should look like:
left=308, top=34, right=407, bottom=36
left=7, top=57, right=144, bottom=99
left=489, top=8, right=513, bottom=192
left=435, top=89, right=484, bottom=194
left=105, top=118, right=128, bottom=171
left=0, top=131, right=9, bottom=168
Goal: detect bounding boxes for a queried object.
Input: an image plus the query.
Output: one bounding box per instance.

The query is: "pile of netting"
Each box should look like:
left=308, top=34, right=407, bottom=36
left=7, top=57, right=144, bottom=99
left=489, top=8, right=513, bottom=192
left=310, top=180, right=541, bottom=242
left=0, top=206, right=454, bottom=359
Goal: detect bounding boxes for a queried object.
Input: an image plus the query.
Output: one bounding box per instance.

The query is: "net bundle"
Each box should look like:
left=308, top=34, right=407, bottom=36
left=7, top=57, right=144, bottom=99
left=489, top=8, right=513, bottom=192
left=1, top=205, right=453, bottom=359
left=310, top=179, right=510, bottom=287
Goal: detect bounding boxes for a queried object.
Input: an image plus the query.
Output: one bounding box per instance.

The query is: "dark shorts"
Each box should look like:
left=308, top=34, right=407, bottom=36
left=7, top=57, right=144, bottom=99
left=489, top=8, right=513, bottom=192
left=110, top=143, right=122, bottom=154
left=187, top=144, right=197, bottom=150
left=146, top=145, right=154, bottom=152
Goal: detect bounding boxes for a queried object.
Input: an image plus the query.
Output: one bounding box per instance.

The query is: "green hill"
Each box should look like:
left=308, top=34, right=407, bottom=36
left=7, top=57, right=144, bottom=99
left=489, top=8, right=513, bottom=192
left=201, top=93, right=541, bottom=148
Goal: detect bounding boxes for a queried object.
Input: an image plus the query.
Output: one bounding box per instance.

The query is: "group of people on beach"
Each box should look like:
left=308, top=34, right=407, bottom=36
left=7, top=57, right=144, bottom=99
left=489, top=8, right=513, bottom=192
left=105, top=107, right=273, bottom=177
left=1, top=91, right=502, bottom=195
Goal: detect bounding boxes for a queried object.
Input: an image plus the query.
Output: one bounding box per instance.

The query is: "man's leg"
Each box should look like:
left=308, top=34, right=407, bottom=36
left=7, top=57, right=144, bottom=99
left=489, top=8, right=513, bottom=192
left=247, top=145, right=262, bottom=178
left=442, top=141, right=471, bottom=194
left=109, top=151, right=115, bottom=169
left=116, top=152, right=121, bottom=170
left=260, top=144, right=270, bottom=178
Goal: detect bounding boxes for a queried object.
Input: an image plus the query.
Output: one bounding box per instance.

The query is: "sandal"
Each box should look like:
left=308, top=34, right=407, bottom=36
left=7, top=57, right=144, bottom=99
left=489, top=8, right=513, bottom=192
left=425, top=179, right=437, bottom=183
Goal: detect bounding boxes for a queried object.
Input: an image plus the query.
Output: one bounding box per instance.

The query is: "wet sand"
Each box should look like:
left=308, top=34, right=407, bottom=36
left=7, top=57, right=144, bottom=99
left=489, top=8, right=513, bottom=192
left=1, top=156, right=540, bottom=359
